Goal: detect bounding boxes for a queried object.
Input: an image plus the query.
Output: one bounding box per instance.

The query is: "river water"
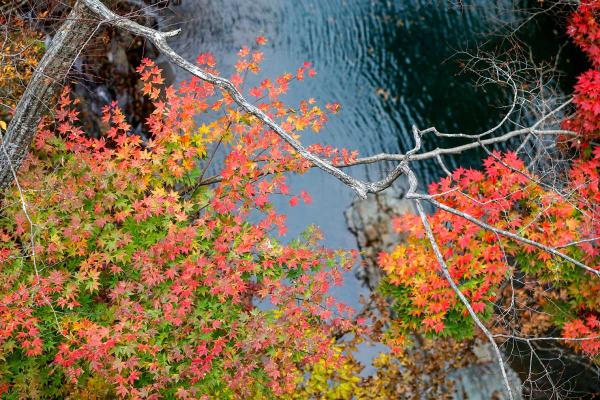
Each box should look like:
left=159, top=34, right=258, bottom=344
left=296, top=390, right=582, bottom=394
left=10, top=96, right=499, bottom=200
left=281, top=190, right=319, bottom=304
left=160, top=0, right=582, bottom=375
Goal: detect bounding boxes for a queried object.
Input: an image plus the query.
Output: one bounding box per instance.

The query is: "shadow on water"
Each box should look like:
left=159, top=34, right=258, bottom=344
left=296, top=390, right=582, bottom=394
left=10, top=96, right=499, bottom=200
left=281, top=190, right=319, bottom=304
left=161, top=0, right=590, bottom=383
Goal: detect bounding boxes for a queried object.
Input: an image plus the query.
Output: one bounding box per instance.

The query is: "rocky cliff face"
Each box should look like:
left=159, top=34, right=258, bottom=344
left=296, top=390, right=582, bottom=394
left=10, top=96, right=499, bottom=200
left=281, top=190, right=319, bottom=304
left=344, top=187, right=416, bottom=290
left=345, top=188, right=523, bottom=400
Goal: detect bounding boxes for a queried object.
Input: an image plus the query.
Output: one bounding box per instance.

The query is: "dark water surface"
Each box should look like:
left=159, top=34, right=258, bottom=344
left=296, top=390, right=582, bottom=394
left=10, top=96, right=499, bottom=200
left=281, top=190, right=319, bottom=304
left=161, top=0, right=579, bottom=334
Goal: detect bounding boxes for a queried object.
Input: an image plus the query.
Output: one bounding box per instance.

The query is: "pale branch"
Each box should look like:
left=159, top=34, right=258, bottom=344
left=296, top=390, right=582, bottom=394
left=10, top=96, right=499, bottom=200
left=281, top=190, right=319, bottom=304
left=344, top=127, right=576, bottom=167
left=494, top=334, right=600, bottom=342
left=554, top=236, right=600, bottom=249
left=80, top=0, right=378, bottom=198
left=435, top=154, right=453, bottom=177
left=416, top=66, right=520, bottom=140
left=413, top=196, right=515, bottom=400
left=79, top=0, right=579, bottom=199
left=407, top=193, right=600, bottom=278
left=0, top=1, right=97, bottom=189
left=344, top=99, right=574, bottom=167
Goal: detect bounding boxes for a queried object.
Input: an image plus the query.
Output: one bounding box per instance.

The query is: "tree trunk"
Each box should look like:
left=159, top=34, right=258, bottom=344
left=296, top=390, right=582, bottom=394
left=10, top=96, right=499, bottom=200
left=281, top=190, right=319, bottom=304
left=0, top=1, right=97, bottom=189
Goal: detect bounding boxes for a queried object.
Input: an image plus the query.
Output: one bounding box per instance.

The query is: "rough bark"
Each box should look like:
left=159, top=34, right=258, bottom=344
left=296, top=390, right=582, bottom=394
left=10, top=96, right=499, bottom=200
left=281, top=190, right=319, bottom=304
left=0, top=1, right=96, bottom=189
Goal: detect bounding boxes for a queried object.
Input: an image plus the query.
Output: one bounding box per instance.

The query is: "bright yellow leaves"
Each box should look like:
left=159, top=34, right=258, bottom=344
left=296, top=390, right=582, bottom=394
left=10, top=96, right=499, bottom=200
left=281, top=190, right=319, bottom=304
left=286, top=347, right=361, bottom=400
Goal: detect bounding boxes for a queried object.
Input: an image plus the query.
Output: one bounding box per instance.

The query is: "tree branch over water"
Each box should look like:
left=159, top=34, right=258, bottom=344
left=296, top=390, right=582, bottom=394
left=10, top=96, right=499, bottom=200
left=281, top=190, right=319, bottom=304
left=29, top=0, right=572, bottom=198
left=2, top=1, right=595, bottom=398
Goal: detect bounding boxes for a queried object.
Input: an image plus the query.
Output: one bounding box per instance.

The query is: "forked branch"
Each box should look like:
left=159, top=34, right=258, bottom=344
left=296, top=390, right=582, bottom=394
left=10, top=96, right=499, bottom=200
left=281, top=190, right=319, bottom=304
left=79, top=0, right=576, bottom=199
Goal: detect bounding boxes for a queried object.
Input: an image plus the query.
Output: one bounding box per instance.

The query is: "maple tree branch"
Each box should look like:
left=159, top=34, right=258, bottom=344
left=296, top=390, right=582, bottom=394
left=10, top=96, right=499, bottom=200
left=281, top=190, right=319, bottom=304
left=345, top=127, right=575, bottom=167
left=81, top=0, right=378, bottom=198
left=410, top=186, right=515, bottom=400
left=554, top=236, right=600, bottom=249
left=417, top=87, right=572, bottom=140
left=407, top=193, right=600, bottom=278
left=80, top=0, right=579, bottom=200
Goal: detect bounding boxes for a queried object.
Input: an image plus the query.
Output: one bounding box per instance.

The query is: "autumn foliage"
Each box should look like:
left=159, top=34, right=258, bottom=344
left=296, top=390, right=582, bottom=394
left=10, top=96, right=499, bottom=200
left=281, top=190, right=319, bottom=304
left=563, top=1, right=600, bottom=143
left=3, top=1, right=600, bottom=399
left=0, top=41, right=360, bottom=398
left=380, top=152, right=600, bottom=341
left=380, top=0, right=600, bottom=362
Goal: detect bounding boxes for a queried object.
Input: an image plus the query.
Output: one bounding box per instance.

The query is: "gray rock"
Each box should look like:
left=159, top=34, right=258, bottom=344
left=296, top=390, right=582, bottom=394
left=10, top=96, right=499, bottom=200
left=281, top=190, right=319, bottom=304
left=449, top=357, right=523, bottom=400
left=108, top=37, right=130, bottom=75
left=344, top=186, right=416, bottom=289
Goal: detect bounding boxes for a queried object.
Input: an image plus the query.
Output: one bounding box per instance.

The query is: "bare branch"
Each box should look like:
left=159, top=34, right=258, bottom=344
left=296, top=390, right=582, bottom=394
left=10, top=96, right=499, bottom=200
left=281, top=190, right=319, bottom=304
left=81, top=0, right=382, bottom=197
left=79, top=0, right=579, bottom=200
left=407, top=193, right=600, bottom=279
left=345, top=126, right=575, bottom=167
left=413, top=194, right=515, bottom=400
